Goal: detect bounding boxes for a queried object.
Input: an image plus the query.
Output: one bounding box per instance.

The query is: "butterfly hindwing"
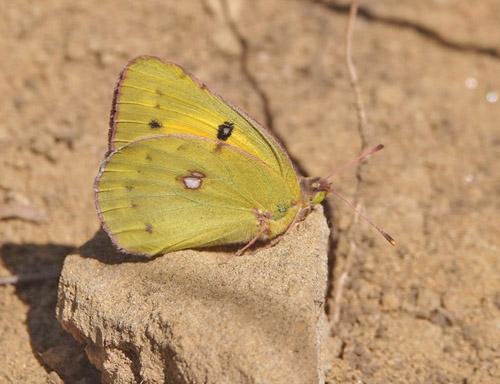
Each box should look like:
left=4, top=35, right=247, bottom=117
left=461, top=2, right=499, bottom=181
left=95, top=135, right=300, bottom=256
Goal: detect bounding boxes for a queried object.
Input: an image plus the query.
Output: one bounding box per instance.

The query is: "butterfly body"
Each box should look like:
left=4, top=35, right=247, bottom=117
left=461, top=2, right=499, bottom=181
left=95, top=56, right=329, bottom=256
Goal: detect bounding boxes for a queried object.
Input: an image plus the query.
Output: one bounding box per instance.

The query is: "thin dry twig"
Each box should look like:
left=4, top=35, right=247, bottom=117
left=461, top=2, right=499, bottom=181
left=345, top=1, right=372, bottom=152
left=330, top=1, right=367, bottom=330
left=331, top=203, right=361, bottom=327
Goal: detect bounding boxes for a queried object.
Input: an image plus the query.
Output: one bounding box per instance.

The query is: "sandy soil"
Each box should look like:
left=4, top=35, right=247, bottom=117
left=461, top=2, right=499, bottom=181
left=1, top=0, right=499, bottom=383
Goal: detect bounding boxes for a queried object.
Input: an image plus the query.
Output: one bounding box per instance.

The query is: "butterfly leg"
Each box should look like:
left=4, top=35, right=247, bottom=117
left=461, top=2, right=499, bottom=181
left=235, top=225, right=269, bottom=257
left=217, top=223, right=269, bottom=264
left=230, top=209, right=273, bottom=257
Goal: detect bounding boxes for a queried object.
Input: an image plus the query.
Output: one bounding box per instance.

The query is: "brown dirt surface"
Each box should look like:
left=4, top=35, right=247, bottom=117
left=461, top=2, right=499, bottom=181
left=1, top=1, right=499, bottom=383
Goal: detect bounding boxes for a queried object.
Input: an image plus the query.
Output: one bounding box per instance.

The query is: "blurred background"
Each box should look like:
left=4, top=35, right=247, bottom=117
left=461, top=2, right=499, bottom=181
left=1, top=0, right=499, bottom=382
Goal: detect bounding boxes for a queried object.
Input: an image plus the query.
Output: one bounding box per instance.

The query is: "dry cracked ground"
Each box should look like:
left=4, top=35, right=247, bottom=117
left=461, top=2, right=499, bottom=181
left=1, top=0, right=499, bottom=383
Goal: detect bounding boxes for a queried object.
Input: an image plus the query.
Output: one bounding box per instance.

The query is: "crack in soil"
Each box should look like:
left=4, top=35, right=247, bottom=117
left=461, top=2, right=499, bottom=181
left=219, top=0, right=274, bottom=131
left=313, top=0, right=500, bottom=59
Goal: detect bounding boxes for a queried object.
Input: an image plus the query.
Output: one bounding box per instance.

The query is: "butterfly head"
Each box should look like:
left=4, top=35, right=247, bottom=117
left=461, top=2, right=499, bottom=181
left=300, top=177, right=331, bottom=206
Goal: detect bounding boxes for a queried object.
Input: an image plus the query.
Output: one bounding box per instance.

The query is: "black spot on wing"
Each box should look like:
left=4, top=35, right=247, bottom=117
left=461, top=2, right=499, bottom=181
left=149, top=119, right=162, bottom=129
left=145, top=224, right=153, bottom=234
left=217, top=121, right=234, bottom=141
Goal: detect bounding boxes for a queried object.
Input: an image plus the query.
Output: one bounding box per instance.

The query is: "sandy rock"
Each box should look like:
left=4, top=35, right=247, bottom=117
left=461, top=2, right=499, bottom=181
left=56, top=207, right=330, bottom=384
left=381, top=291, right=400, bottom=312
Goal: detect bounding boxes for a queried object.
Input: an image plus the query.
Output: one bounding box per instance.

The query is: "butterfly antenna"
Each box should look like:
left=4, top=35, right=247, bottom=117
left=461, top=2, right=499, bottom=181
left=324, top=144, right=384, bottom=180
left=320, top=144, right=394, bottom=244
left=330, top=187, right=396, bottom=245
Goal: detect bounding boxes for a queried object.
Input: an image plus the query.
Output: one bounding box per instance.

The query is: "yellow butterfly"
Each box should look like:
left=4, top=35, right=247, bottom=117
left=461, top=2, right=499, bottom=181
left=94, top=56, right=394, bottom=256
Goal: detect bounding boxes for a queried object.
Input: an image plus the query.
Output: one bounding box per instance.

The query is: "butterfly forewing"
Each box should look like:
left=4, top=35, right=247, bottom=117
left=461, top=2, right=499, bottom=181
left=110, top=56, right=299, bottom=195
